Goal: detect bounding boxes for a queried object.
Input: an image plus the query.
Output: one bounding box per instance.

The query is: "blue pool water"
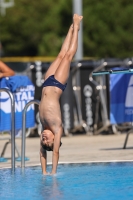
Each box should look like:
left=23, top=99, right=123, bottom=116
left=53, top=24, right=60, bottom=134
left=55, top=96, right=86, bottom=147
left=0, top=162, right=133, bottom=200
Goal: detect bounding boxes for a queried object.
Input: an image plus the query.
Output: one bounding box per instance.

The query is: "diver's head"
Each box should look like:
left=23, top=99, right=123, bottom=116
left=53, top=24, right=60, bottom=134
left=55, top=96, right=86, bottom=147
left=40, top=130, right=62, bottom=151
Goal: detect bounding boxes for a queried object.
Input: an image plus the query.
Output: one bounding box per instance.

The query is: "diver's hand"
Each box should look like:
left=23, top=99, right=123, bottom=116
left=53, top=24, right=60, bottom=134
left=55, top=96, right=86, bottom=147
left=43, top=171, right=50, bottom=175
left=50, top=171, right=56, bottom=175
left=43, top=172, right=56, bottom=175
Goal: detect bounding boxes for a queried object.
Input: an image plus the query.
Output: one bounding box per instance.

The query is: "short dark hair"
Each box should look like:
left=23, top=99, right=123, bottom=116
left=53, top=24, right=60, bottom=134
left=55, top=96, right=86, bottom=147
left=41, top=141, right=62, bottom=151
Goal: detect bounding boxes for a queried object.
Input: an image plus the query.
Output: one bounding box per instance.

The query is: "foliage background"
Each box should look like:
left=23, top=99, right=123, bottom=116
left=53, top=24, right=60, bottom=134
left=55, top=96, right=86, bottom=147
left=0, top=0, right=133, bottom=58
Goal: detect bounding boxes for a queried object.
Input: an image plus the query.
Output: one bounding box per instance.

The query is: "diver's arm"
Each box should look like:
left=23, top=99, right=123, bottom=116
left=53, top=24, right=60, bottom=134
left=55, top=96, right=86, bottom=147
left=40, top=133, right=48, bottom=175
left=51, top=151, right=59, bottom=175
left=51, top=127, right=62, bottom=174
left=40, top=146, right=47, bottom=175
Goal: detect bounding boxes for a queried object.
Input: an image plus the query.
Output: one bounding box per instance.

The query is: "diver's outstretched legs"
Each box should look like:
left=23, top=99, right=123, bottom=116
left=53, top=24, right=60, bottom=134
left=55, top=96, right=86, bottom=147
left=54, top=14, right=83, bottom=84
left=44, top=24, right=73, bottom=80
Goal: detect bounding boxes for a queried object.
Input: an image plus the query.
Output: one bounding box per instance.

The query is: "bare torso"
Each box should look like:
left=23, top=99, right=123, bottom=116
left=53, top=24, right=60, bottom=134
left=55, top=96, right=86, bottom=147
left=39, top=86, right=63, bottom=133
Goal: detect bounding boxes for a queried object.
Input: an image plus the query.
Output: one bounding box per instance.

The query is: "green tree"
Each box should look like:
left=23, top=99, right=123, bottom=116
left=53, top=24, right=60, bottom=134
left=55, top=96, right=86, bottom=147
left=83, top=0, right=133, bottom=58
left=0, top=0, right=72, bottom=56
left=1, top=0, right=133, bottom=58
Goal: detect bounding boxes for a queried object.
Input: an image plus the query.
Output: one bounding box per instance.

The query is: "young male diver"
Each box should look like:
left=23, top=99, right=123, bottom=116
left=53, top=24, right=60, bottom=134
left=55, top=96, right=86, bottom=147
left=39, top=14, right=83, bottom=175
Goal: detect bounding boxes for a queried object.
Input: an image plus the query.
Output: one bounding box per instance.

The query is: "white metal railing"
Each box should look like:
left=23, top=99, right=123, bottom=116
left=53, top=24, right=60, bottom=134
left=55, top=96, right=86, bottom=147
left=21, top=99, right=40, bottom=170
left=0, top=88, right=15, bottom=172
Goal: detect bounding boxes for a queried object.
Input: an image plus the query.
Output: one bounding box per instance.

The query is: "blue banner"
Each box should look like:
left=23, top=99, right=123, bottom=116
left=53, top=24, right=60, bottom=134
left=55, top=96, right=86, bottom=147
left=0, top=75, right=35, bottom=131
left=110, top=73, right=133, bottom=124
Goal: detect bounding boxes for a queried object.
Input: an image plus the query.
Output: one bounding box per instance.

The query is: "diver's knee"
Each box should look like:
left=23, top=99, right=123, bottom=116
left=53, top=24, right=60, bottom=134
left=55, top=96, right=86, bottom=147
left=64, top=51, right=73, bottom=62
left=58, top=50, right=66, bottom=60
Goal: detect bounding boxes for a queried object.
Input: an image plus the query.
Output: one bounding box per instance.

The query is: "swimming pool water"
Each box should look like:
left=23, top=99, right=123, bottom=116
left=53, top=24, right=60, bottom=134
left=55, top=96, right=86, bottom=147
left=0, top=162, right=133, bottom=200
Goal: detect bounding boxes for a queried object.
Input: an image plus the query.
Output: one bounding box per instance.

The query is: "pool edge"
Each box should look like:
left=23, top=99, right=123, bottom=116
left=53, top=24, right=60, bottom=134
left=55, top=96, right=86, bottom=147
left=0, top=159, right=133, bottom=170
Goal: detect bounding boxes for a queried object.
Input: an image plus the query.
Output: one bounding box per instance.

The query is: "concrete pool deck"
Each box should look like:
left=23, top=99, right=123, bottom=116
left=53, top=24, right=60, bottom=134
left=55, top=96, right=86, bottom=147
left=0, top=133, right=133, bottom=168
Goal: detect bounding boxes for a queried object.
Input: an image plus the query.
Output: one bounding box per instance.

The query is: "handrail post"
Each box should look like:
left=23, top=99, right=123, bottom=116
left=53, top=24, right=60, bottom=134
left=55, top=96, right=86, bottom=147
left=0, top=88, right=15, bottom=172
left=21, top=100, right=40, bottom=170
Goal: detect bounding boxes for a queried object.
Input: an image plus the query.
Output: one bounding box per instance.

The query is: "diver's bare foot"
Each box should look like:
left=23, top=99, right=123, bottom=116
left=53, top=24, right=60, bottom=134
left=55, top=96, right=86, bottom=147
left=73, top=14, right=83, bottom=30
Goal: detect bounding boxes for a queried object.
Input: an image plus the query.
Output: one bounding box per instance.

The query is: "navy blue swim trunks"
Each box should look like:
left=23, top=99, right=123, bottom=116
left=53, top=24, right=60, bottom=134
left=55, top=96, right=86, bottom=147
left=42, top=75, right=67, bottom=91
